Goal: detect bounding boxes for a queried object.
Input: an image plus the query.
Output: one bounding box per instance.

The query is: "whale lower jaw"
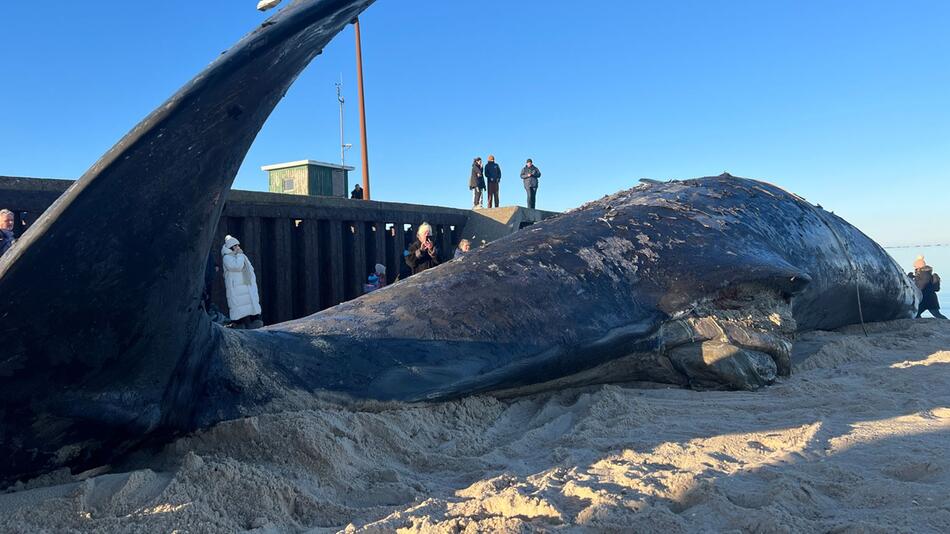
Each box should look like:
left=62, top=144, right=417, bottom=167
left=488, top=286, right=796, bottom=399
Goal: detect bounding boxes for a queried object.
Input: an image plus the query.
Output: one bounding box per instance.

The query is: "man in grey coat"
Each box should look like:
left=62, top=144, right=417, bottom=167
left=520, top=159, right=541, bottom=209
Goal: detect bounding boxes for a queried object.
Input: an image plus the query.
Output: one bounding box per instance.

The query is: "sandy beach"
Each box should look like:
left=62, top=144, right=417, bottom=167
left=1, top=318, right=948, bottom=533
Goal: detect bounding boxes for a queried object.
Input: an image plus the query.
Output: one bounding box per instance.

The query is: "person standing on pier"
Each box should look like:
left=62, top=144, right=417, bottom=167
left=469, top=157, right=485, bottom=209
left=350, top=183, right=364, bottom=200
left=520, top=158, right=541, bottom=209
left=484, top=155, right=502, bottom=208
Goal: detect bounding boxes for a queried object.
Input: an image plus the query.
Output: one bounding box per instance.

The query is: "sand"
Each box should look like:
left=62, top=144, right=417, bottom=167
left=1, top=318, right=948, bottom=533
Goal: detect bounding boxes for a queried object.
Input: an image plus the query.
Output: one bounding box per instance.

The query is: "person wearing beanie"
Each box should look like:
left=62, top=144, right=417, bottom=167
left=911, top=255, right=946, bottom=319
left=221, top=235, right=264, bottom=328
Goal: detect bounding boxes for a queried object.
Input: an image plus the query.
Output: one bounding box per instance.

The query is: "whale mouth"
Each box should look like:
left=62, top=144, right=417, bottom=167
left=661, top=284, right=796, bottom=390
left=488, top=284, right=796, bottom=398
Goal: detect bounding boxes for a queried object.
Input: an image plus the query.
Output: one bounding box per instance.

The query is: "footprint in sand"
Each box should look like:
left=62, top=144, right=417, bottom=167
left=881, top=461, right=944, bottom=483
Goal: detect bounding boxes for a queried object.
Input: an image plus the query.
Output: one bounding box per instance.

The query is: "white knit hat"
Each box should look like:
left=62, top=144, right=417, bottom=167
left=224, top=235, right=240, bottom=249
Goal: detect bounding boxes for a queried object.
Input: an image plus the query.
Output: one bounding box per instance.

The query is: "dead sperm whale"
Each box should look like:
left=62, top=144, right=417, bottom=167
left=0, top=0, right=917, bottom=486
left=0, top=177, right=919, bottom=487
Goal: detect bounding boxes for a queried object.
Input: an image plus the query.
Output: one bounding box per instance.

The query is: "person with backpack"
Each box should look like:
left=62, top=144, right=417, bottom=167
left=911, top=255, right=946, bottom=319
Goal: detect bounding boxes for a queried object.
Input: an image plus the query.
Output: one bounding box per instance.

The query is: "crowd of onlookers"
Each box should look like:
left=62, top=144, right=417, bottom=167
left=351, top=155, right=544, bottom=209
left=468, top=156, right=541, bottom=210
left=211, top=222, right=470, bottom=328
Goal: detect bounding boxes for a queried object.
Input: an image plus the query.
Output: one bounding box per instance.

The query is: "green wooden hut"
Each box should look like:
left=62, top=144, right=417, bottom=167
left=262, top=160, right=353, bottom=197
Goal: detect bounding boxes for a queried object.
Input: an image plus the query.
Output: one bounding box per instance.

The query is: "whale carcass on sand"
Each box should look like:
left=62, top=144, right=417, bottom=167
left=0, top=0, right=917, bottom=486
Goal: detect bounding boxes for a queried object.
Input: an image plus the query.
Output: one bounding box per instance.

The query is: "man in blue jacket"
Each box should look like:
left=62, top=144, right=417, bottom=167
left=484, top=155, right=502, bottom=208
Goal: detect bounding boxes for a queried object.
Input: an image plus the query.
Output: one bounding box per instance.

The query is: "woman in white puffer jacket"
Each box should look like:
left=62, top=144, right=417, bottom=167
left=221, top=235, right=262, bottom=328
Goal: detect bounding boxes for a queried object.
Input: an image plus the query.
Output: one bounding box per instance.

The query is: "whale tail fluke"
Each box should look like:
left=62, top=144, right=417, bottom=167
left=0, top=0, right=374, bottom=487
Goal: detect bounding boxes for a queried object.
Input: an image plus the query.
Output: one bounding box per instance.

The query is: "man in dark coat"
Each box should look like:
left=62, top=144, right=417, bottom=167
left=912, top=256, right=946, bottom=319
left=0, top=209, right=15, bottom=257
left=484, top=155, right=502, bottom=208
left=350, top=184, right=364, bottom=199
left=520, top=158, right=541, bottom=209
left=469, top=157, right=485, bottom=209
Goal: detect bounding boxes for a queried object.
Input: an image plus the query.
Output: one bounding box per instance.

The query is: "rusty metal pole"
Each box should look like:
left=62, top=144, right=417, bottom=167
left=354, top=17, right=370, bottom=200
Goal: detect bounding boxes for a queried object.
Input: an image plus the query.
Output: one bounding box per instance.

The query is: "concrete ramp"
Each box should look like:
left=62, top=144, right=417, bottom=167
left=460, top=206, right=559, bottom=248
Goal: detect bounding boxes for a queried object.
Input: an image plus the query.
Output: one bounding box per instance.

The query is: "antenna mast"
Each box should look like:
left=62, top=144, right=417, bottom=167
left=335, top=77, right=351, bottom=171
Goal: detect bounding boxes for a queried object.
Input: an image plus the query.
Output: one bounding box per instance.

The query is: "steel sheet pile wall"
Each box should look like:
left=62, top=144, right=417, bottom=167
left=0, top=176, right=467, bottom=324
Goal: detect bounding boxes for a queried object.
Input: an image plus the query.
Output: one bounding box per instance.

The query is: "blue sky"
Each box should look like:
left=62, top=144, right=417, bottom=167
left=1, top=0, right=947, bottom=247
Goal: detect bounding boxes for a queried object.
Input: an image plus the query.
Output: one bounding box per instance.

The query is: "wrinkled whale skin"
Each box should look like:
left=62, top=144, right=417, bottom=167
left=0, top=0, right=917, bottom=486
